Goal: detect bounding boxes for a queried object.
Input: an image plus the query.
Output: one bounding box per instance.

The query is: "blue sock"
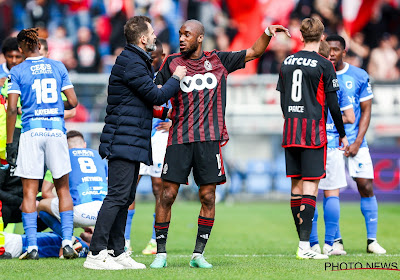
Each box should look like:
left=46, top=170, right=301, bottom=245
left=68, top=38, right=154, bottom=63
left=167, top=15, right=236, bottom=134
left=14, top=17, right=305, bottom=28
left=335, top=224, right=342, bottom=240
left=361, top=196, right=378, bottom=239
left=124, top=209, right=135, bottom=240
left=151, top=213, right=156, bottom=240
left=22, top=212, right=38, bottom=249
left=324, top=196, right=340, bottom=246
left=39, top=211, right=62, bottom=237
left=309, top=206, right=319, bottom=247
left=60, top=210, right=74, bottom=243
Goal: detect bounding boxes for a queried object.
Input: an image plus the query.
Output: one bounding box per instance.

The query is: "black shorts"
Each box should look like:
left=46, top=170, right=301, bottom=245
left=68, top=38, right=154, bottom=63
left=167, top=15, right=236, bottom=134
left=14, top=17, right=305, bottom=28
left=161, top=141, right=226, bottom=186
left=285, top=146, right=326, bottom=180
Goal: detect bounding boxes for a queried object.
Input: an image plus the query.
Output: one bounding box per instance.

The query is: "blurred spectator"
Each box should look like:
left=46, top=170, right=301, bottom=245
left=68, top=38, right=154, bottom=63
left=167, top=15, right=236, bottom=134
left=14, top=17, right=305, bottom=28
left=66, top=103, right=90, bottom=122
left=74, top=27, right=101, bottom=73
left=102, top=46, right=124, bottom=73
left=257, top=34, right=291, bottom=74
left=58, top=0, right=91, bottom=43
left=47, top=25, right=73, bottom=64
left=153, top=15, right=170, bottom=45
left=0, top=0, right=13, bottom=44
left=26, top=0, right=51, bottom=28
left=367, top=34, right=399, bottom=81
left=346, top=32, right=370, bottom=69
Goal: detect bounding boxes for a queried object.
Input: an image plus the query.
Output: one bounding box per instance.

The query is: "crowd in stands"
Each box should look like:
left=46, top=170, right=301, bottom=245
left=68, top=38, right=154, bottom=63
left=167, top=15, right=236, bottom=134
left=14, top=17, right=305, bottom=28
left=0, top=0, right=399, bottom=80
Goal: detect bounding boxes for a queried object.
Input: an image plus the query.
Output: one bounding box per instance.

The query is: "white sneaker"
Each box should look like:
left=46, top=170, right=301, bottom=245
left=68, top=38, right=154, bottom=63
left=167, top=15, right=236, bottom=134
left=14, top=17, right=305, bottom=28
left=323, top=244, right=346, bottom=255
left=83, top=250, right=124, bottom=270
left=310, top=244, right=321, bottom=254
left=332, top=239, right=344, bottom=251
left=367, top=241, right=386, bottom=254
left=296, top=247, right=329, bottom=259
left=112, top=251, right=146, bottom=269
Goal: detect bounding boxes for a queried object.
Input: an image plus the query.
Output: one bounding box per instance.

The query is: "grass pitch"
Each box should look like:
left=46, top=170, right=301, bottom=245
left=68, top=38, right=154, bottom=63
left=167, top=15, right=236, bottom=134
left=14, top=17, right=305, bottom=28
left=1, top=201, right=399, bottom=280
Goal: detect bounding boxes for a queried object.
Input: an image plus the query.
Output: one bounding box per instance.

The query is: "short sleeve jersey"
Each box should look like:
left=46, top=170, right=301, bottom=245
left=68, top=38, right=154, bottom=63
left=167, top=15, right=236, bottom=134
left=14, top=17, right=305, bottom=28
left=69, top=148, right=108, bottom=206
left=326, top=89, right=353, bottom=148
left=337, top=63, right=373, bottom=148
left=277, top=51, right=340, bottom=148
left=8, top=56, right=73, bottom=133
left=155, top=50, right=246, bottom=146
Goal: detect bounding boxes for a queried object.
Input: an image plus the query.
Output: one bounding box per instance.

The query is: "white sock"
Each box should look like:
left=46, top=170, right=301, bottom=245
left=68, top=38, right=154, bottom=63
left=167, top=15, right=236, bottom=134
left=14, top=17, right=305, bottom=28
left=27, top=246, right=38, bottom=253
left=298, top=241, right=310, bottom=250
left=150, top=238, right=156, bottom=244
left=192, top=252, right=202, bottom=258
left=62, top=239, right=72, bottom=248
left=157, top=253, right=167, bottom=258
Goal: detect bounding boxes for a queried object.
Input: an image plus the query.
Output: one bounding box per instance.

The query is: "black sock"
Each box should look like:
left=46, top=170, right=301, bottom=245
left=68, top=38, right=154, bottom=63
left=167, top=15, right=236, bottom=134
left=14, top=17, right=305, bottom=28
left=290, top=197, right=302, bottom=238
left=154, top=222, right=170, bottom=253
left=299, top=195, right=316, bottom=242
left=193, top=216, right=214, bottom=254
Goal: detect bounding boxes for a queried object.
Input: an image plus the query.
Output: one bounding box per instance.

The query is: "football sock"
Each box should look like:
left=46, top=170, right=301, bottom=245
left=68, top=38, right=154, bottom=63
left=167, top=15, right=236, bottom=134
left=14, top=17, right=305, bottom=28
left=299, top=195, right=316, bottom=242
left=334, top=225, right=342, bottom=241
left=324, top=196, right=340, bottom=246
left=124, top=209, right=135, bottom=240
left=154, top=222, right=170, bottom=253
left=22, top=212, right=38, bottom=250
left=60, top=210, right=73, bottom=247
left=290, top=197, right=302, bottom=238
left=309, top=206, right=319, bottom=247
left=151, top=213, right=156, bottom=240
left=361, top=196, right=378, bottom=239
left=193, top=216, right=214, bottom=254
left=39, top=211, right=62, bottom=237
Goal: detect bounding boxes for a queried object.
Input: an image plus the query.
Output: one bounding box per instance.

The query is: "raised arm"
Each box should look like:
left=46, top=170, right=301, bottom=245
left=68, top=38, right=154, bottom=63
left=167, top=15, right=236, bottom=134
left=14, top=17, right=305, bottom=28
left=245, top=25, right=290, bottom=63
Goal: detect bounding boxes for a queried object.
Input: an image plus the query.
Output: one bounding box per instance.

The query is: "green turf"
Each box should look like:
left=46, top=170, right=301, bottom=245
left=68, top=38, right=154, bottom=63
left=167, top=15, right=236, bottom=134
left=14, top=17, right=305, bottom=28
left=1, top=201, right=399, bottom=279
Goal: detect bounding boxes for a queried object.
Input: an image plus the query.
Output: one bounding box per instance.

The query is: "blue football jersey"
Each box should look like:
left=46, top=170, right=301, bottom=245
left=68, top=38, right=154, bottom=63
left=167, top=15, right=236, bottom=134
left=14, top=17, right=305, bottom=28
left=8, top=56, right=73, bottom=133
left=0, top=63, right=9, bottom=79
left=69, top=148, right=108, bottom=206
left=336, top=63, right=373, bottom=148
left=326, top=89, right=353, bottom=148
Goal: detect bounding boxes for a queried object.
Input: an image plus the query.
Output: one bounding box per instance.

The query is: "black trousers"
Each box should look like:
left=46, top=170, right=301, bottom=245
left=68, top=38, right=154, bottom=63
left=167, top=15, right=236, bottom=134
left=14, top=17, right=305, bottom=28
left=89, top=159, right=139, bottom=256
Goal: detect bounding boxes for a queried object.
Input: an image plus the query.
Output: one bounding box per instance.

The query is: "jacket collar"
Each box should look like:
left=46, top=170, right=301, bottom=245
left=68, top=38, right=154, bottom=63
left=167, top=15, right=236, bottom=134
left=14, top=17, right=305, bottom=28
left=126, top=44, right=153, bottom=63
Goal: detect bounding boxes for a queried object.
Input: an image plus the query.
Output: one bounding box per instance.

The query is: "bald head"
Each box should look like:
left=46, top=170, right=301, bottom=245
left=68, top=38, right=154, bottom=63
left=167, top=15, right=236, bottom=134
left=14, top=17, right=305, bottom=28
left=183, top=20, right=204, bottom=36
left=179, top=20, right=204, bottom=58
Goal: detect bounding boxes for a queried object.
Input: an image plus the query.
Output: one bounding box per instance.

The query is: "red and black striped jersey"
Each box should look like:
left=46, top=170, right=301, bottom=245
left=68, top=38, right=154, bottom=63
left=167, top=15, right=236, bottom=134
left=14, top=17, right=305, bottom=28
left=277, top=51, right=340, bottom=148
left=155, top=50, right=246, bottom=146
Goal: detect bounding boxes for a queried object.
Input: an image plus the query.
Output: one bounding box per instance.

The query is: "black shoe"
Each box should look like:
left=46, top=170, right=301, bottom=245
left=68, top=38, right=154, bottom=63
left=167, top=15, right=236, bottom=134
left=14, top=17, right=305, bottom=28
left=19, top=249, right=39, bottom=260
left=0, top=252, right=12, bottom=259
left=63, top=245, right=78, bottom=259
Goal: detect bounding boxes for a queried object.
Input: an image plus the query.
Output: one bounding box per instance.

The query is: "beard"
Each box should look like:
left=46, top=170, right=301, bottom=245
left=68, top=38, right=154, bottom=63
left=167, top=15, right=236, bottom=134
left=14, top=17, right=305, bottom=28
left=145, top=39, right=156, bottom=52
left=181, top=43, right=198, bottom=57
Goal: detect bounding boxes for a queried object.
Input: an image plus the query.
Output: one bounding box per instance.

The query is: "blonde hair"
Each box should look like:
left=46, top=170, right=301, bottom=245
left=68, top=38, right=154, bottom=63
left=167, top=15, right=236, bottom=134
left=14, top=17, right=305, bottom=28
left=318, top=40, right=330, bottom=58
left=300, top=18, right=324, bottom=43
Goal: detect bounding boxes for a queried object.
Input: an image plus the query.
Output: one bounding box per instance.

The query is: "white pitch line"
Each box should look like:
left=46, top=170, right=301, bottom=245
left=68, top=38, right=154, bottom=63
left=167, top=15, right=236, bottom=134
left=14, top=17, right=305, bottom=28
left=132, top=254, right=400, bottom=258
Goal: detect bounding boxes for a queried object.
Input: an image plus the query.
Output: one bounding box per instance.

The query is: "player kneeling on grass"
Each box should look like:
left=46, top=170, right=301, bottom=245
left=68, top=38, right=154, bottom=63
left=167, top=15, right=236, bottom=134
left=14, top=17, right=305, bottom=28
left=37, top=131, right=107, bottom=258
left=276, top=18, right=348, bottom=259
left=2, top=232, right=88, bottom=259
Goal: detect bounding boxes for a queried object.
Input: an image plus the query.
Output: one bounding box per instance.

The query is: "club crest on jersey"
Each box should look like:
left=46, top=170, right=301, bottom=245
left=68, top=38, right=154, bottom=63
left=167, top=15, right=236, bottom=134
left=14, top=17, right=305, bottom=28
left=204, top=60, right=212, bottom=71
left=346, top=81, right=353, bottom=89
left=163, top=163, right=168, bottom=174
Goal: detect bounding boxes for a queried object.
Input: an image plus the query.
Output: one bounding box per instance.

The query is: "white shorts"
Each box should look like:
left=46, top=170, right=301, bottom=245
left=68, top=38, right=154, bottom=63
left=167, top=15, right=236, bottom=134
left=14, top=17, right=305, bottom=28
left=4, top=232, right=23, bottom=258
left=14, top=128, right=71, bottom=179
left=139, top=130, right=168, bottom=177
left=50, top=198, right=103, bottom=228
left=319, top=147, right=374, bottom=190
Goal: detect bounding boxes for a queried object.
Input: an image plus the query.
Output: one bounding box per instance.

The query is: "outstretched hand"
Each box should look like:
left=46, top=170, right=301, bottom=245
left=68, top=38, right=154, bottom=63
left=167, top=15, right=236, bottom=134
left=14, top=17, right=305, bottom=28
left=268, top=25, right=291, bottom=37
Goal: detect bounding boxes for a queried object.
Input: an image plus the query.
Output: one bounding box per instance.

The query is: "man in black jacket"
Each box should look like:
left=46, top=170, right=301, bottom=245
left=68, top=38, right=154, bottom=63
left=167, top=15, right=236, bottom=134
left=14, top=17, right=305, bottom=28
left=84, top=16, right=186, bottom=270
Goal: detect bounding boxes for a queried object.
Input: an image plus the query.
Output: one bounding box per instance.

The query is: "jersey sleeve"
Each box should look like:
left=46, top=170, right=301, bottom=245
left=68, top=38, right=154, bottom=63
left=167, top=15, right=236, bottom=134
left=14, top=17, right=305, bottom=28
left=359, top=72, right=373, bottom=102
left=216, top=50, right=246, bottom=73
left=59, top=62, right=74, bottom=91
left=155, top=57, right=172, bottom=85
left=323, top=62, right=340, bottom=93
left=7, top=70, right=21, bottom=95
left=338, top=90, right=353, bottom=111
